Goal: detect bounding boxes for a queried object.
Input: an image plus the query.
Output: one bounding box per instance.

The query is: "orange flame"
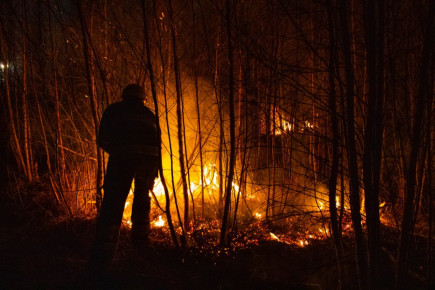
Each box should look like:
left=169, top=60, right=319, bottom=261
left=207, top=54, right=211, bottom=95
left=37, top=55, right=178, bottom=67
left=153, top=215, right=165, bottom=227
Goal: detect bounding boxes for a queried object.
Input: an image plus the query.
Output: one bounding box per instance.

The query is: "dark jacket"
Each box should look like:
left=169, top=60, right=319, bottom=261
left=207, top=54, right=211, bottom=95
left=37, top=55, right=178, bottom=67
left=98, top=99, right=160, bottom=156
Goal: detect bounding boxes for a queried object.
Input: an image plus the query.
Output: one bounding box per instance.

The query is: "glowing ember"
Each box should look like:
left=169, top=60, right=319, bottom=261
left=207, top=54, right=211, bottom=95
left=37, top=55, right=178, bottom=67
left=254, top=212, right=262, bottom=219
left=270, top=232, right=279, bottom=241
left=305, top=120, right=314, bottom=129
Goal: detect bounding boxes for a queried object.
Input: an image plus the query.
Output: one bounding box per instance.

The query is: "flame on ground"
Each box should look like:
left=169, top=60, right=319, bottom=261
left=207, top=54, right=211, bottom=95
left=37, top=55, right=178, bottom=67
left=118, top=161, right=369, bottom=249
left=153, top=215, right=165, bottom=227
left=270, top=232, right=279, bottom=241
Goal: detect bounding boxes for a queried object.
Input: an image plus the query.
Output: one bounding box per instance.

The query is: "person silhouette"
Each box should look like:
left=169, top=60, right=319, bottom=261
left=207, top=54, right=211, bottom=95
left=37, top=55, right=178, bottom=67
left=90, top=84, right=160, bottom=268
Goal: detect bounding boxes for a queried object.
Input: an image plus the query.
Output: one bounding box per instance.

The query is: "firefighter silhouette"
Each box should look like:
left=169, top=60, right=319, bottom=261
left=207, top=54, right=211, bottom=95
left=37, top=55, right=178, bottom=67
left=90, top=84, right=160, bottom=267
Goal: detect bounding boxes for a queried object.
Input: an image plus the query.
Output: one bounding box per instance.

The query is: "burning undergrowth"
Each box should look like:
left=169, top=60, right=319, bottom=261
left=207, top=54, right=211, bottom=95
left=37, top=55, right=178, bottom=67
left=118, top=161, right=358, bottom=254
left=121, top=209, right=356, bottom=255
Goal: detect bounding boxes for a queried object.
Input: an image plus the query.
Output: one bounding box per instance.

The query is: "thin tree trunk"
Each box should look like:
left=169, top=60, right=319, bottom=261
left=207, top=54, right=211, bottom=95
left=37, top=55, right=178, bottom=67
left=428, top=95, right=434, bottom=289
left=77, top=0, right=103, bottom=212
left=142, top=0, right=178, bottom=247
left=48, top=7, right=68, bottom=192
left=428, top=67, right=434, bottom=289
left=21, top=3, right=33, bottom=182
left=327, top=1, right=348, bottom=289
left=215, top=22, right=224, bottom=218
left=191, top=0, right=205, bottom=218
left=181, top=89, right=196, bottom=226
left=167, top=0, right=190, bottom=234
left=158, top=11, right=186, bottom=245
left=362, top=0, right=385, bottom=288
left=339, top=0, right=368, bottom=288
left=220, top=0, right=236, bottom=246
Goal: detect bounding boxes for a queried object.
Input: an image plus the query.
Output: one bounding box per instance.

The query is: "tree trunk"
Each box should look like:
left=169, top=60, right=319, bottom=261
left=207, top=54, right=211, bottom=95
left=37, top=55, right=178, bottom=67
left=362, top=0, right=385, bottom=288
left=167, top=0, right=190, bottom=234
left=77, top=0, right=103, bottom=212
left=142, top=0, right=178, bottom=247
left=21, top=3, right=34, bottom=182
left=327, top=1, right=348, bottom=288
left=339, top=0, right=368, bottom=288
left=191, top=0, right=205, bottom=218
left=48, top=6, right=68, bottom=193
left=152, top=7, right=185, bottom=237
left=220, top=0, right=236, bottom=246
left=428, top=95, right=434, bottom=289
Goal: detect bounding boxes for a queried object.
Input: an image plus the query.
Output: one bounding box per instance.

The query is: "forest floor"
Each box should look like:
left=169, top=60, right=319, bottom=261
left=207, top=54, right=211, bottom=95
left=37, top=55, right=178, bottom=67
left=0, top=184, right=424, bottom=290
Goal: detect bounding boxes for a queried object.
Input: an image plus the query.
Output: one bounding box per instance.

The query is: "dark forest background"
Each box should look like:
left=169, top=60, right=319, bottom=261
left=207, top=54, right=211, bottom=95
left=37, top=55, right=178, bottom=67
left=0, top=0, right=434, bottom=289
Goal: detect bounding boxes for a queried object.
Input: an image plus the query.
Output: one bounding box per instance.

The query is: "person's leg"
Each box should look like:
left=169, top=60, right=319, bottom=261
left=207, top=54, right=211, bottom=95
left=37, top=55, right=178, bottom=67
left=91, top=155, right=134, bottom=267
left=131, top=156, right=159, bottom=246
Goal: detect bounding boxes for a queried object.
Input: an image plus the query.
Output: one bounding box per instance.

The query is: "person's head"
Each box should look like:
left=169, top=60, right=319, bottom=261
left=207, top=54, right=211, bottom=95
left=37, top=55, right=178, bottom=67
left=121, top=84, right=146, bottom=102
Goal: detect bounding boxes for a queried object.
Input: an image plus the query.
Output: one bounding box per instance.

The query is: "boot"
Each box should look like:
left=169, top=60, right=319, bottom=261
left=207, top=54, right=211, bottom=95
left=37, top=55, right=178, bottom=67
left=89, top=225, right=119, bottom=272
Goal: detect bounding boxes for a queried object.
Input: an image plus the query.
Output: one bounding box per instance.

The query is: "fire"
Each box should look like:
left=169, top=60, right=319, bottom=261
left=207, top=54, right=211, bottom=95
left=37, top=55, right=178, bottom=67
left=122, top=178, right=165, bottom=228
left=270, top=232, right=279, bottom=241
left=272, top=110, right=294, bottom=135
left=203, top=163, right=218, bottom=189
left=119, top=156, right=356, bottom=248
left=304, top=120, right=314, bottom=129
left=153, top=215, right=165, bottom=227
left=187, top=162, right=241, bottom=197
left=272, top=108, right=316, bottom=135
left=275, top=120, right=293, bottom=135
left=317, top=201, right=324, bottom=210
left=122, top=161, right=245, bottom=228
left=298, top=240, right=309, bottom=247
left=318, top=227, right=329, bottom=235
left=152, top=177, right=165, bottom=196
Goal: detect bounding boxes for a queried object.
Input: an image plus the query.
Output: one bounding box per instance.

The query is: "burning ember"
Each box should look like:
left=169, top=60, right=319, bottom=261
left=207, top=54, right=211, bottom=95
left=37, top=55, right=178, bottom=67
left=270, top=232, right=279, bottom=241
